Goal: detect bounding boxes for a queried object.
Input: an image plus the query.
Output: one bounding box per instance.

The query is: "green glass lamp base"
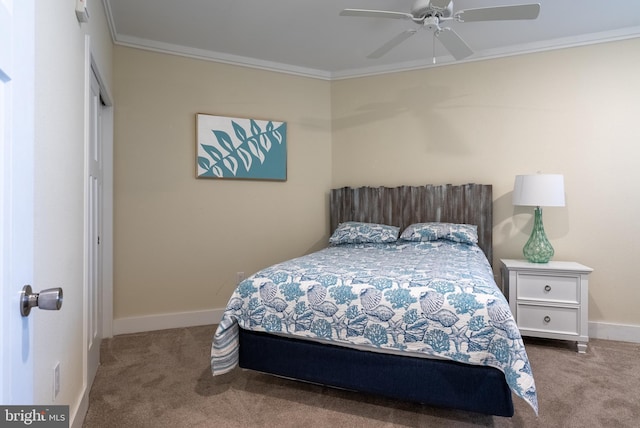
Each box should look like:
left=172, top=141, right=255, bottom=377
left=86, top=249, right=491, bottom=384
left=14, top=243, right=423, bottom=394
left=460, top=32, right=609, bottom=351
left=523, top=207, right=554, bottom=263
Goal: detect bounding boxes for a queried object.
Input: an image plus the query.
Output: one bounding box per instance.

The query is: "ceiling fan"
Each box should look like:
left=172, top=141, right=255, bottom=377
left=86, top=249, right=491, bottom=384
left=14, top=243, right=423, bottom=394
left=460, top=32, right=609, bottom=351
left=340, top=0, right=540, bottom=61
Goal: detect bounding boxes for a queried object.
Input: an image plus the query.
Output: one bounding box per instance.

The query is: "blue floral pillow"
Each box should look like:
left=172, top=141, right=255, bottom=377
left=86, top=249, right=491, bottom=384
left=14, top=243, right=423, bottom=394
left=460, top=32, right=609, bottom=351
left=400, top=222, right=478, bottom=245
left=329, top=221, right=400, bottom=245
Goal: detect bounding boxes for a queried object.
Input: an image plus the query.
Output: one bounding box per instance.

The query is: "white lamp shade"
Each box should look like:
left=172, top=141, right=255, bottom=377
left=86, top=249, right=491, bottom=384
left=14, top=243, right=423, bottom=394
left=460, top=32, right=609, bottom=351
left=512, top=174, right=565, bottom=207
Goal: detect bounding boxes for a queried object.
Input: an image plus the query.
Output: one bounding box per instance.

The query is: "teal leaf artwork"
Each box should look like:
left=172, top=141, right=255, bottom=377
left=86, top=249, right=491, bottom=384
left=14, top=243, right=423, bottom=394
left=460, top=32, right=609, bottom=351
left=232, top=121, right=247, bottom=142
left=196, top=114, right=287, bottom=180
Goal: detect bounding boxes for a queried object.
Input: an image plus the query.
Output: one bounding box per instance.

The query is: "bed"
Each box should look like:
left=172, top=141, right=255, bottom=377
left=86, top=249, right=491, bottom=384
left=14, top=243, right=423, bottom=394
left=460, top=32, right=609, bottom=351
left=211, top=184, right=537, bottom=417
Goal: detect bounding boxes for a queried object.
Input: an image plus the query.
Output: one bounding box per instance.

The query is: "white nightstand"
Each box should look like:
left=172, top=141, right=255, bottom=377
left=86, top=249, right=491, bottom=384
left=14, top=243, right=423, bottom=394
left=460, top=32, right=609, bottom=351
left=500, top=259, right=593, bottom=353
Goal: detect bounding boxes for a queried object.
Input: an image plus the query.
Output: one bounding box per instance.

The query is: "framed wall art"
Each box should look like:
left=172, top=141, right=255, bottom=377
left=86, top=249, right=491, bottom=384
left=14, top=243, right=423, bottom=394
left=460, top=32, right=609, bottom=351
left=196, top=113, right=287, bottom=181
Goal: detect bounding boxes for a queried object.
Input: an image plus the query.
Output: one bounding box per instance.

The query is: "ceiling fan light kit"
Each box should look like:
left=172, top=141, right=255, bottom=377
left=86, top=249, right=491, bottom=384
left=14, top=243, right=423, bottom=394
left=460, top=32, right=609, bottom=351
left=340, top=0, right=540, bottom=62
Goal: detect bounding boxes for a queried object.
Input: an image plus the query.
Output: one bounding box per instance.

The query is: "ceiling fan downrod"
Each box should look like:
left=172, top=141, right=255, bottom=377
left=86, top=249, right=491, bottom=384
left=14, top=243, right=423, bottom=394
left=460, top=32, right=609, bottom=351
left=412, top=0, right=453, bottom=20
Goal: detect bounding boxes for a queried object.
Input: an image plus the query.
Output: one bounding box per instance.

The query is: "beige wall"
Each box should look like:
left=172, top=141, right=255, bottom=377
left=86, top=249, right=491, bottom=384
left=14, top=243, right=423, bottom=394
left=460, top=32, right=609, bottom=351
left=113, top=38, right=640, bottom=331
left=332, top=39, right=640, bottom=326
left=113, top=47, right=332, bottom=319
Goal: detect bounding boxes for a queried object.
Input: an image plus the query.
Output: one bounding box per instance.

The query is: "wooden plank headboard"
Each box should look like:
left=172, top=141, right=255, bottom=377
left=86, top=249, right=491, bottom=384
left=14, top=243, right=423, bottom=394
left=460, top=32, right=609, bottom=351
left=329, top=184, right=493, bottom=264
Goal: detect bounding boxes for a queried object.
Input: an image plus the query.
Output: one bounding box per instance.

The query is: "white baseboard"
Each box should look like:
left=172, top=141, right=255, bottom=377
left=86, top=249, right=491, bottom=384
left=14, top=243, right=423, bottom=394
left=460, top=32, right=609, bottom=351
left=112, top=308, right=225, bottom=336
left=589, top=321, right=640, bottom=343
left=70, top=385, right=89, bottom=428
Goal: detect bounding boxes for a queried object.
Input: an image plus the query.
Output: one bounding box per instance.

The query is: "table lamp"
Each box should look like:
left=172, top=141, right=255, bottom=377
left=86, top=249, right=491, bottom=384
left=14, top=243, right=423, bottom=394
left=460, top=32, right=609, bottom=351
left=512, top=174, right=565, bottom=263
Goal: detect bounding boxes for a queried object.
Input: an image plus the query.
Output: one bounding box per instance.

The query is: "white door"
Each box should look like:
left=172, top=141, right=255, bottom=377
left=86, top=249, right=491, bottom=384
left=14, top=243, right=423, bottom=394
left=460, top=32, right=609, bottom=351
left=86, top=68, right=103, bottom=386
left=0, top=0, right=35, bottom=404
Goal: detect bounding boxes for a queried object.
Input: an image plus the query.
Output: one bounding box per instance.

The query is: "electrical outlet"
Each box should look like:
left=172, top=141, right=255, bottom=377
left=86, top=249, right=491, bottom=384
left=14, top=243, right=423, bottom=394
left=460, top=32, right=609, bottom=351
left=53, top=362, right=60, bottom=401
left=236, top=272, right=245, bottom=284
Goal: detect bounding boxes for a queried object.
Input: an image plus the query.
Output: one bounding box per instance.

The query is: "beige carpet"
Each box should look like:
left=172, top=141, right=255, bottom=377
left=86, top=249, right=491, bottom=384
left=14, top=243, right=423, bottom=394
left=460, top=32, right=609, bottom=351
left=83, top=325, right=640, bottom=427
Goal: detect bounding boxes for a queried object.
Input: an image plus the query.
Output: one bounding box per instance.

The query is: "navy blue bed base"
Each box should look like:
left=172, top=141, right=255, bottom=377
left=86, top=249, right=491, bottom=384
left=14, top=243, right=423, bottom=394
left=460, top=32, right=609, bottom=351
left=238, top=329, right=514, bottom=417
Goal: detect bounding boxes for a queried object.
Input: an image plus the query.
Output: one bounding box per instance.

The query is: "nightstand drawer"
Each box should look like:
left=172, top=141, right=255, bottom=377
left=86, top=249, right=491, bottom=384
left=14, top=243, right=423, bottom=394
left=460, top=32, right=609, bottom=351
left=517, top=304, right=579, bottom=335
left=516, top=273, right=579, bottom=304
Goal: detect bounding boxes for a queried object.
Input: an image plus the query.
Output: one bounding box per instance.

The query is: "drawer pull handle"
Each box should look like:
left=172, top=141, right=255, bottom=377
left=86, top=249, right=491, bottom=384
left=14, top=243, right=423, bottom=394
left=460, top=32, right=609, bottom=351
left=544, top=285, right=552, bottom=292
left=543, top=316, right=551, bottom=323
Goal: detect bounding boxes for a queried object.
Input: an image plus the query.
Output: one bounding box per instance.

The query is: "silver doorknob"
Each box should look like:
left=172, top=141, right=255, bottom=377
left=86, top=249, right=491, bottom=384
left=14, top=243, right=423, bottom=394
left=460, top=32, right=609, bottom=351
left=20, top=285, right=63, bottom=317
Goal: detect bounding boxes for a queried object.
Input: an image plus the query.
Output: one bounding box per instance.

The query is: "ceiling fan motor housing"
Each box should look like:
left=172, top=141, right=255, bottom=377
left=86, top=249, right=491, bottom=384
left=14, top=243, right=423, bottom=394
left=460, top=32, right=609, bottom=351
left=423, top=16, right=440, bottom=32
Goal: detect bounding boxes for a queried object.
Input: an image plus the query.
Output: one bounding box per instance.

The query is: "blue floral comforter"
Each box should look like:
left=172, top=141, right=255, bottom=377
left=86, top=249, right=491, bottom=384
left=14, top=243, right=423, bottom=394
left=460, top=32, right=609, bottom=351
left=211, top=241, right=538, bottom=413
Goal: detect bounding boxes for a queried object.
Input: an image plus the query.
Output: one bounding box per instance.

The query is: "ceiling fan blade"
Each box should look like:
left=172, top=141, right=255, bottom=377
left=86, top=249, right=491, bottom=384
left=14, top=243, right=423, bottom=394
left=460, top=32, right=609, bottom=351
left=435, top=28, right=473, bottom=60
left=456, top=4, right=540, bottom=22
left=340, top=9, right=413, bottom=20
left=367, top=30, right=418, bottom=59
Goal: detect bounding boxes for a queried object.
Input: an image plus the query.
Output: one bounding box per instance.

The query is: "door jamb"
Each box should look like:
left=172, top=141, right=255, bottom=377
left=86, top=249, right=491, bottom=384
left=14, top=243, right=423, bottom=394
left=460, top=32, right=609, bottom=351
left=87, top=47, right=114, bottom=340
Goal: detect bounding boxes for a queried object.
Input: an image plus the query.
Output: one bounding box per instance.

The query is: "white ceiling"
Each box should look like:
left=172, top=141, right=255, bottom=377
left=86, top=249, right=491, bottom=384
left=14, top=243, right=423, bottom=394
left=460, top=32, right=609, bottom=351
left=103, top=0, right=640, bottom=80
